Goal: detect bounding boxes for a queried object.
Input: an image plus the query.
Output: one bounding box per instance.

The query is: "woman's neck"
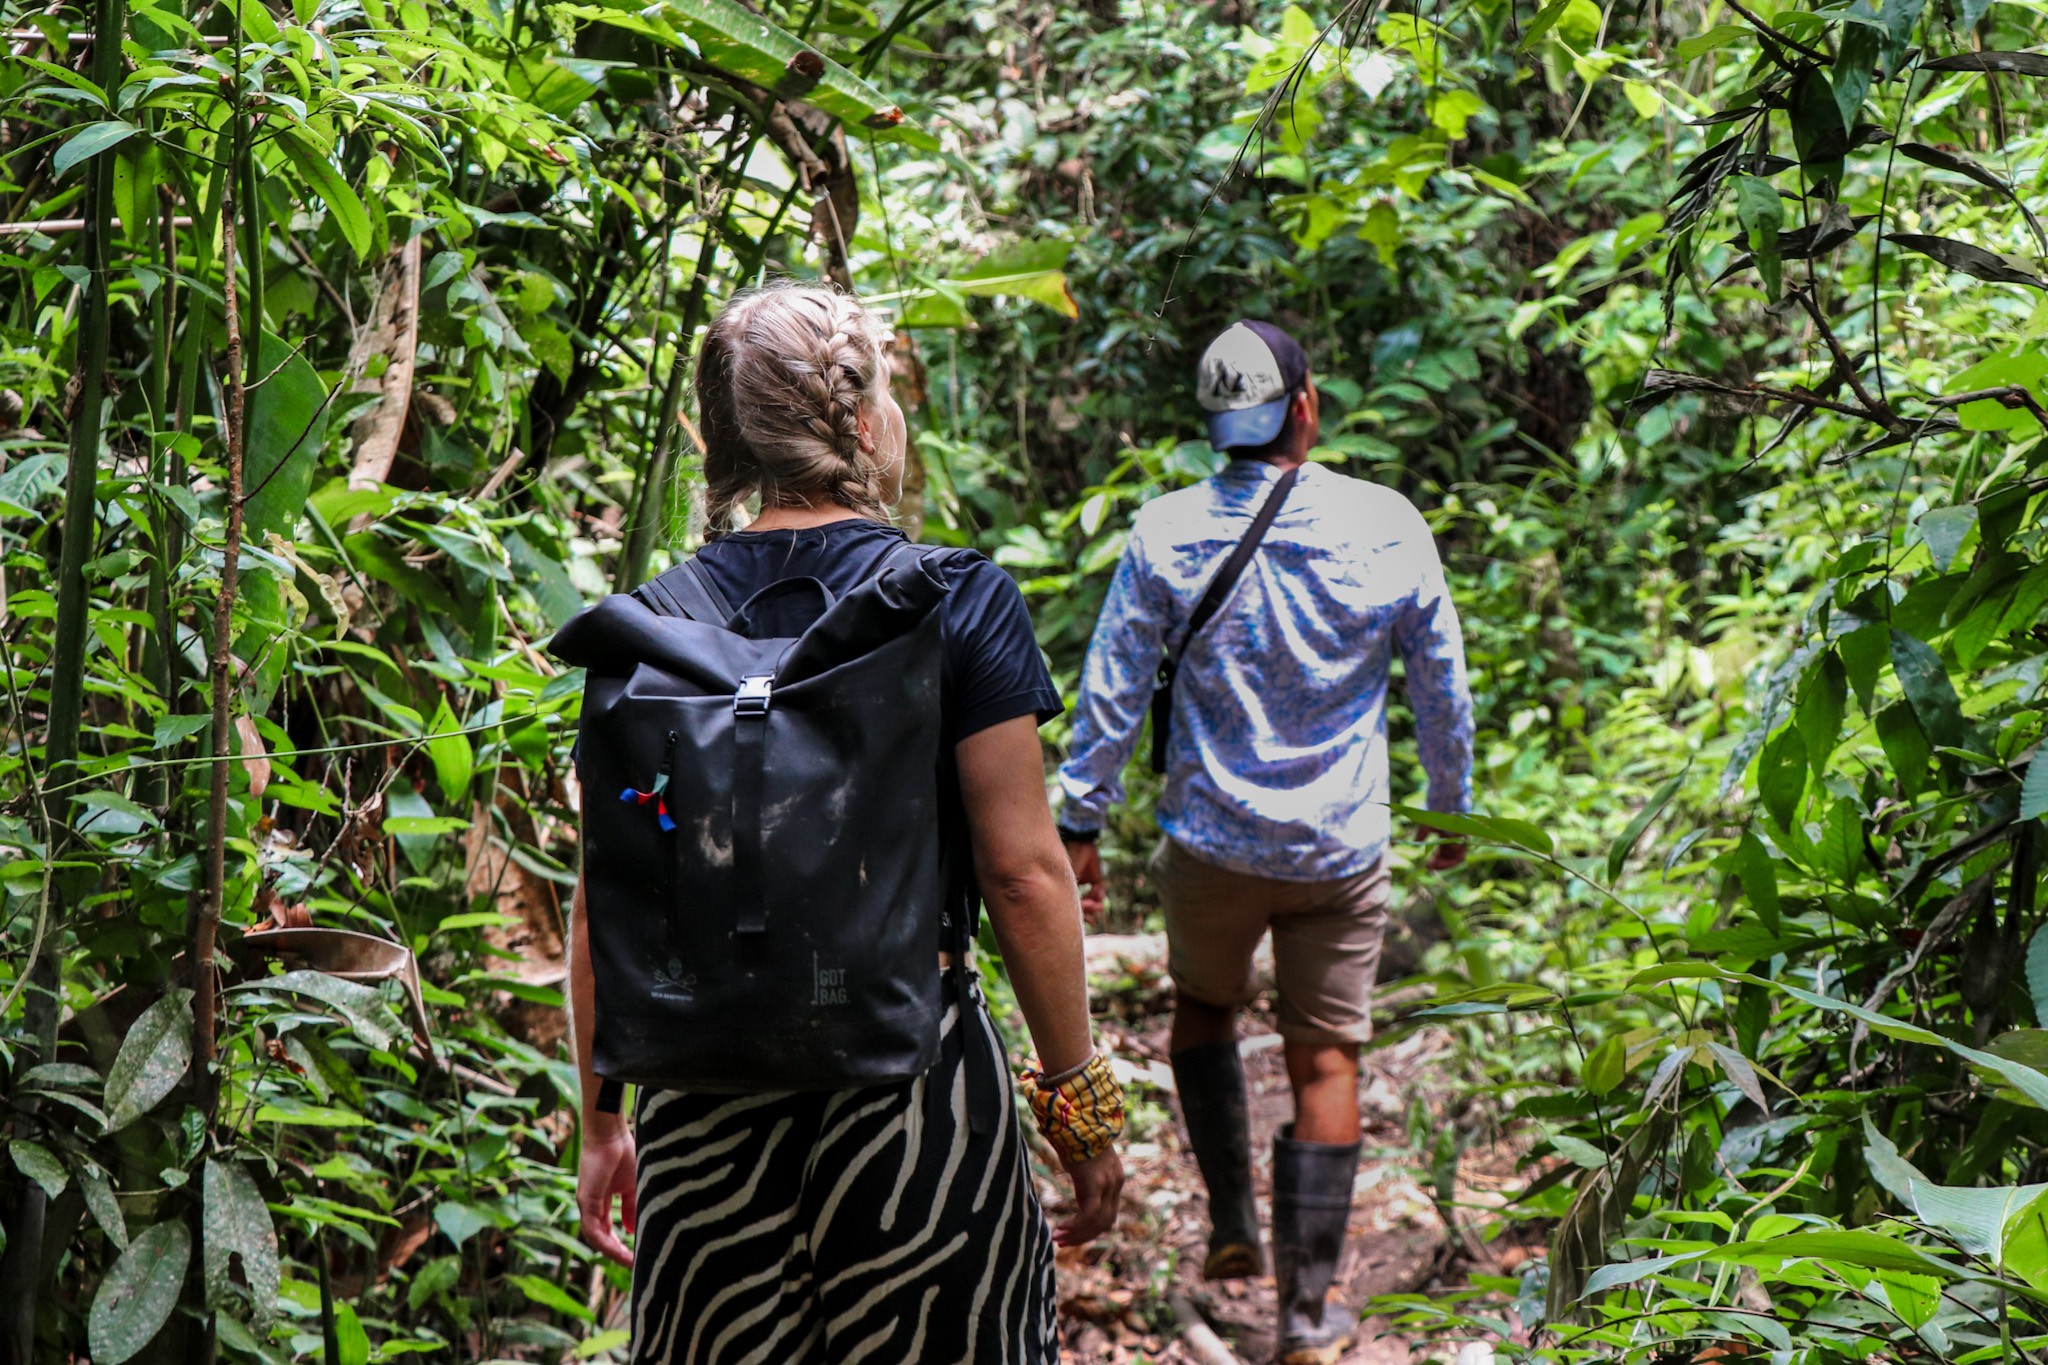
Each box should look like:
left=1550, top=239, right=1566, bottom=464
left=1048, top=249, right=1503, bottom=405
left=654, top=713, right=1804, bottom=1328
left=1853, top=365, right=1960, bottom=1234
left=744, top=504, right=873, bottom=533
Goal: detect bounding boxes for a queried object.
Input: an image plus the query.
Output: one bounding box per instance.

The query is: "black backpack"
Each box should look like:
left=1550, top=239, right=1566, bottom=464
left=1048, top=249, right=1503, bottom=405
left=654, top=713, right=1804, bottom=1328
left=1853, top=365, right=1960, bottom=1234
left=550, top=542, right=967, bottom=1095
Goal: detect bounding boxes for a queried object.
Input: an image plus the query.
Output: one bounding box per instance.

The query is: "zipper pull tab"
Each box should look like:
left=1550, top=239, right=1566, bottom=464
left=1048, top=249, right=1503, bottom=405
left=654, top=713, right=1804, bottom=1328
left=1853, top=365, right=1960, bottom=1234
left=654, top=730, right=678, bottom=832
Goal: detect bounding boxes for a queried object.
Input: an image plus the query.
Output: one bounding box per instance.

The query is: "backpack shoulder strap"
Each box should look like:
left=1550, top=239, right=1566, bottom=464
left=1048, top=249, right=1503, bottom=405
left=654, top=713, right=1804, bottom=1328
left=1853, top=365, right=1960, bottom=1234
left=880, top=540, right=976, bottom=582
left=635, top=557, right=735, bottom=624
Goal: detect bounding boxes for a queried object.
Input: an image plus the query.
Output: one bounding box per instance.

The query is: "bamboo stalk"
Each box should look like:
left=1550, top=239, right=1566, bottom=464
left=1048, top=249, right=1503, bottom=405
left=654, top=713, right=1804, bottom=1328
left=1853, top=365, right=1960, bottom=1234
left=0, top=215, right=193, bottom=235
left=0, top=0, right=125, bottom=1348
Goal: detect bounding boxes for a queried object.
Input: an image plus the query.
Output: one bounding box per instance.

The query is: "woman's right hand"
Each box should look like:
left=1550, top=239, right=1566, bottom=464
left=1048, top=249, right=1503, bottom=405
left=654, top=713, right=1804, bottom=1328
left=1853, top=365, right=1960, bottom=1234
left=1053, top=1146, right=1123, bottom=1247
left=578, top=1117, right=638, bottom=1267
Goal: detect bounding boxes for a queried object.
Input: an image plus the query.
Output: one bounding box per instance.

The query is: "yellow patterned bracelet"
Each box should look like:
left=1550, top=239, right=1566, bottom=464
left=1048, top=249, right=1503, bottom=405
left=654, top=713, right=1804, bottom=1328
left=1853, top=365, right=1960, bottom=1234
left=1018, top=1051, right=1125, bottom=1165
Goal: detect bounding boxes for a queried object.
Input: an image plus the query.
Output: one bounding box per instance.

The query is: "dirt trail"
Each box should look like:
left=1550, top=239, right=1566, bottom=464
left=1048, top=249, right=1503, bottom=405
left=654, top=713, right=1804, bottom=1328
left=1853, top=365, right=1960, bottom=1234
left=1043, top=947, right=1531, bottom=1365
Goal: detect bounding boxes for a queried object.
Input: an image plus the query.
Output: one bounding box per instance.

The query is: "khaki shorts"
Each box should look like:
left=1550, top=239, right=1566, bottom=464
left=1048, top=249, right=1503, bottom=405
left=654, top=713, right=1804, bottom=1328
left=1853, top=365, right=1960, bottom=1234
left=1150, top=837, right=1392, bottom=1046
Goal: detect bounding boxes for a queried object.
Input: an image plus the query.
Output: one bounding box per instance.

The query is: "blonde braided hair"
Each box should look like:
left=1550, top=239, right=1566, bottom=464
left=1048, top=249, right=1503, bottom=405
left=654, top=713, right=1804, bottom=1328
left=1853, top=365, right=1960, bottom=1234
left=695, top=282, right=894, bottom=538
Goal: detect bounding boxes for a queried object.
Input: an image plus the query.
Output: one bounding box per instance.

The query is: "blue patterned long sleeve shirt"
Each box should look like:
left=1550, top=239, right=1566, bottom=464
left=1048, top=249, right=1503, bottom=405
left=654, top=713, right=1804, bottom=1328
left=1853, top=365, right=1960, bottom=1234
left=1057, top=461, right=1474, bottom=882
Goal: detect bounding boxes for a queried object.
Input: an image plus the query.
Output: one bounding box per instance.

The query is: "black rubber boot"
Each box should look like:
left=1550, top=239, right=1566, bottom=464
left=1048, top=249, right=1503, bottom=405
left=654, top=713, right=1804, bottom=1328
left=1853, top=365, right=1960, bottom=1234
left=1170, top=1042, right=1264, bottom=1279
left=1272, top=1124, right=1360, bottom=1365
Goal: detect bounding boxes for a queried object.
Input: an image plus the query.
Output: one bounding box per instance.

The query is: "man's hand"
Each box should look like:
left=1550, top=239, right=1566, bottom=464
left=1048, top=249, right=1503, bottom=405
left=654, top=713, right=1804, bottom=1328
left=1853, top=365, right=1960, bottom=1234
left=1420, top=826, right=1467, bottom=872
left=1065, top=841, right=1106, bottom=924
left=1054, top=1146, right=1123, bottom=1247
left=578, top=1117, right=637, bottom=1267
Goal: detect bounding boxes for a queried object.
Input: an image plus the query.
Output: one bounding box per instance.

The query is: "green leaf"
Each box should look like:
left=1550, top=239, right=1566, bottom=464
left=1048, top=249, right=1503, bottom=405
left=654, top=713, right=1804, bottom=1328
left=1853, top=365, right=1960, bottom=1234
left=251, top=1098, right=371, bottom=1127
left=335, top=1300, right=371, bottom=1365
left=1550, top=1134, right=1609, bottom=1168
left=1891, top=629, right=1978, bottom=752
left=227, top=970, right=403, bottom=1051
left=204, top=1158, right=281, bottom=1326
left=943, top=240, right=1079, bottom=319
left=79, top=1162, right=127, bottom=1250
left=1794, top=653, right=1846, bottom=777
left=1833, top=22, right=1879, bottom=127
left=1608, top=764, right=1689, bottom=883
left=242, top=332, right=332, bottom=543
left=1876, top=701, right=1932, bottom=797
left=2029, top=926, right=2048, bottom=1028
left=509, top=1272, right=596, bottom=1322
left=1390, top=805, right=1554, bottom=857
left=562, top=0, right=934, bottom=148
left=89, top=1220, right=191, bottom=1364
left=1789, top=67, right=1849, bottom=168
left=275, top=128, right=372, bottom=260
left=425, top=698, right=473, bottom=804
left=407, top=1254, right=461, bottom=1310
left=1917, top=505, right=1979, bottom=573
left=1674, top=23, right=1750, bottom=61
left=1734, top=175, right=1785, bottom=298
left=1581, top=1035, right=1626, bottom=1095
left=434, top=1201, right=495, bottom=1248
left=54, top=120, right=138, bottom=177
left=1727, top=1228, right=1960, bottom=1277
left=1706, top=1042, right=1770, bottom=1110
left=1726, top=828, right=1781, bottom=934
left=1758, top=725, right=1807, bottom=831
left=10, top=1140, right=68, bottom=1199
left=103, top=989, right=193, bottom=1131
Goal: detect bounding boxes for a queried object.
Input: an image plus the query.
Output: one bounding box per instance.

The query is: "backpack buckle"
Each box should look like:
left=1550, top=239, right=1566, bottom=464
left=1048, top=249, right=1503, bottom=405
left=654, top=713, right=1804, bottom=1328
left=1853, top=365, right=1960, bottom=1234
left=733, top=674, right=774, bottom=717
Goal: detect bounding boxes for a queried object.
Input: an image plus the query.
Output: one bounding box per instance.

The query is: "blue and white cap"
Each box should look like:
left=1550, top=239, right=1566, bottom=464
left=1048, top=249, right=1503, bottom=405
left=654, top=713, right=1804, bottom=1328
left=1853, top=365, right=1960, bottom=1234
left=1196, top=320, right=1310, bottom=451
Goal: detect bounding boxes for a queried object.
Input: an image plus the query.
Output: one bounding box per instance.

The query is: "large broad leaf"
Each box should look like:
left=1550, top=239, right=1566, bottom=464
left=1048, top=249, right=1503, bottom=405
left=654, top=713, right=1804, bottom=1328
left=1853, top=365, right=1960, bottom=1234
left=1886, top=233, right=2048, bottom=290
left=89, top=1220, right=190, bottom=1364
left=560, top=0, right=936, bottom=149
left=53, top=119, right=138, bottom=177
left=104, top=989, right=193, bottom=1131
left=1390, top=804, right=1554, bottom=857
left=1607, top=764, right=1688, bottom=883
left=204, top=1158, right=281, bottom=1326
left=79, top=1162, right=127, bottom=1250
left=274, top=128, right=374, bottom=260
left=1864, top=1118, right=2046, bottom=1259
left=1898, top=144, right=2048, bottom=251
left=936, top=241, right=1080, bottom=320
left=10, top=1140, right=68, bottom=1199
left=242, top=332, right=332, bottom=543
left=2029, top=925, right=2048, bottom=1027
left=1890, top=630, right=1980, bottom=752
left=225, top=970, right=404, bottom=1051
left=1919, top=51, right=2048, bottom=76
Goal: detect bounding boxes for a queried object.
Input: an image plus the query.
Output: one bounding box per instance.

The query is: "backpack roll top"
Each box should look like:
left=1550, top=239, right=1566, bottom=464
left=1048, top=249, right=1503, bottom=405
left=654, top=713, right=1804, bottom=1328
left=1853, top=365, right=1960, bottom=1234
left=555, top=543, right=961, bottom=1094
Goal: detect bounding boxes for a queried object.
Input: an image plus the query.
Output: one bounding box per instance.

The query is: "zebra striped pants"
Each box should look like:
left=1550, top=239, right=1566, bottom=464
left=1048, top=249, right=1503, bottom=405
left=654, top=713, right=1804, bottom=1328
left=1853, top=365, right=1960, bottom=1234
left=627, top=985, right=1058, bottom=1364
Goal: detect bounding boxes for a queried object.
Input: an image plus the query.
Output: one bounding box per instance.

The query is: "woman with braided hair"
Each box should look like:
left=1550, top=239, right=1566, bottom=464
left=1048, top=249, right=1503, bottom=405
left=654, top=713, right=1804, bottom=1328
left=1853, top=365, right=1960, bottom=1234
left=569, top=282, right=1125, bottom=1363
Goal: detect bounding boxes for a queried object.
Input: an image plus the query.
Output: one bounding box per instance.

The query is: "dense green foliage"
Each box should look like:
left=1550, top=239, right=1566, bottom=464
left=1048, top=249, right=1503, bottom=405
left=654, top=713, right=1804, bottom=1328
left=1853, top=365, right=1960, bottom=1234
left=6, top=0, right=2048, bottom=1358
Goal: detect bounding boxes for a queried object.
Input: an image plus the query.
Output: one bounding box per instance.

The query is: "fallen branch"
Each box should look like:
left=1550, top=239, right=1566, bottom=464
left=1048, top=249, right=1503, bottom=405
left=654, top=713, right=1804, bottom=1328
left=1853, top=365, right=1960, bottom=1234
left=1168, top=1294, right=1249, bottom=1365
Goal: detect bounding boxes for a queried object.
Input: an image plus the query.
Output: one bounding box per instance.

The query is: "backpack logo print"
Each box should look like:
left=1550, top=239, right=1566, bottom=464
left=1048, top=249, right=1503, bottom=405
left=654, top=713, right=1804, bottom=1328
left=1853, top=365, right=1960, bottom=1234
left=812, top=953, right=848, bottom=1006
left=652, top=958, right=698, bottom=1002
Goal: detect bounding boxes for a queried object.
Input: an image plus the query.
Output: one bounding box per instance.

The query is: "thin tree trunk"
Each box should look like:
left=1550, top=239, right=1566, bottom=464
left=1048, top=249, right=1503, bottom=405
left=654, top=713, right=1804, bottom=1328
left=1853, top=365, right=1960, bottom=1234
left=0, top=0, right=123, bottom=1349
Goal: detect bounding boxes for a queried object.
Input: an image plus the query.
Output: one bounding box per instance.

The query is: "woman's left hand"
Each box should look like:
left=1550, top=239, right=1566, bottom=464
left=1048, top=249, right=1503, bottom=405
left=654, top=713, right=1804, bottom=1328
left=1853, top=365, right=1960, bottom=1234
left=1053, top=1146, right=1123, bottom=1247
left=579, top=1118, right=638, bottom=1267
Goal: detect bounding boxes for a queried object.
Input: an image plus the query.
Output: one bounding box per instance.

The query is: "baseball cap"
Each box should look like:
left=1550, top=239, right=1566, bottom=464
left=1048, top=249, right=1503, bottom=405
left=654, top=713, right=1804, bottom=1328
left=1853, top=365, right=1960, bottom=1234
left=1195, top=320, right=1310, bottom=451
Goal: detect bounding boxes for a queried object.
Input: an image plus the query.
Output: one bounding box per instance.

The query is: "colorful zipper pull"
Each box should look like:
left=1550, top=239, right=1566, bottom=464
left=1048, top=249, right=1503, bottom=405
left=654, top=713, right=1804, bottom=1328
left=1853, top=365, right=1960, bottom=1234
left=621, top=731, right=680, bottom=832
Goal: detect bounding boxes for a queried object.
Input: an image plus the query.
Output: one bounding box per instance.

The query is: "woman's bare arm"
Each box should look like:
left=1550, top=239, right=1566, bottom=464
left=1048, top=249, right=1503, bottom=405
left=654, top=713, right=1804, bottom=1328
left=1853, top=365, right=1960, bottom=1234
left=571, top=876, right=636, bottom=1265
left=956, top=715, right=1093, bottom=1076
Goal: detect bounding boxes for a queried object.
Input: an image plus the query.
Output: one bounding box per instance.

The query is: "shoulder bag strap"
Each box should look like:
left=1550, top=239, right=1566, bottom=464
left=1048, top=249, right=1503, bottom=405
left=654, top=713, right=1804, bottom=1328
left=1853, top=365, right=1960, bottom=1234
left=634, top=557, right=735, bottom=624
left=1149, top=465, right=1300, bottom=774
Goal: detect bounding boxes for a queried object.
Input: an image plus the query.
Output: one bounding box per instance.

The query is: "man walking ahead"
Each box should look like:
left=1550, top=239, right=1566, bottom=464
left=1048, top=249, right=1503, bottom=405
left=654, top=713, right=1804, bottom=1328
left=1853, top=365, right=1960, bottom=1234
left=1057, top=321, right=1474, bottom=1365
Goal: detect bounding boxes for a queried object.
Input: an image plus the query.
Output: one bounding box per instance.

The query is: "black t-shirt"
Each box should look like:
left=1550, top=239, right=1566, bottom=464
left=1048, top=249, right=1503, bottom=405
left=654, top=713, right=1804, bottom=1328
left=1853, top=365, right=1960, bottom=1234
left=689, top=519, right=1062, bottom=744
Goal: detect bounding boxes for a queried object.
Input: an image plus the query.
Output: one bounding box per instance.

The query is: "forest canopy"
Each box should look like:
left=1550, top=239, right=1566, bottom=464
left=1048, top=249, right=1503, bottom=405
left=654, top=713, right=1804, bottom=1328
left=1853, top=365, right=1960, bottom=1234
left=4, top=0, right=2048, bottom=1359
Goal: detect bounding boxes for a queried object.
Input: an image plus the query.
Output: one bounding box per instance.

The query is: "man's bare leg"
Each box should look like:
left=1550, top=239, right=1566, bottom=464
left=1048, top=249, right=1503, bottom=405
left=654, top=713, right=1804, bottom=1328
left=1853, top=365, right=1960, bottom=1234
left=1171, top=995, right=1237, bottom=1051
left=1283, top=1040, right=1360, bottom=1145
